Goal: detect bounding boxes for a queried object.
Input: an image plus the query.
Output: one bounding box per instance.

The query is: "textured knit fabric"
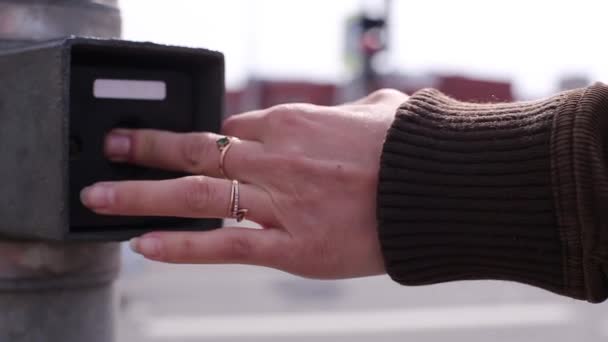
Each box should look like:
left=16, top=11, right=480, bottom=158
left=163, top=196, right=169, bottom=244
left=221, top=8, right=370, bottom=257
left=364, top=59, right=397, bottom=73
left=377, top=83, right=608, bottom=302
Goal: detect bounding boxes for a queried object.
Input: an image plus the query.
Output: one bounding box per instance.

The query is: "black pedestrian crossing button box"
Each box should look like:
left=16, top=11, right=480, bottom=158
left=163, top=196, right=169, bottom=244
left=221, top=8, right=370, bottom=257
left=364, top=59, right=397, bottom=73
left=0, top=37, right=224, bottom=241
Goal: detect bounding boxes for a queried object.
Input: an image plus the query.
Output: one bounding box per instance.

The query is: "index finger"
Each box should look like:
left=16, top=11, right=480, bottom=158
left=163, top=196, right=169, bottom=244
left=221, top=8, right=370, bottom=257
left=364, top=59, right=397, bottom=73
left=104, top=129, right=266, bottom=183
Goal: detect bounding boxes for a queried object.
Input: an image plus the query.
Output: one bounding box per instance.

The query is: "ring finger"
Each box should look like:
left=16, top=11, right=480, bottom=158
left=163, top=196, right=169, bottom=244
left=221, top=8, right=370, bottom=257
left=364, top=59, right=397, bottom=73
left=81, top=176, right=276, bottom=226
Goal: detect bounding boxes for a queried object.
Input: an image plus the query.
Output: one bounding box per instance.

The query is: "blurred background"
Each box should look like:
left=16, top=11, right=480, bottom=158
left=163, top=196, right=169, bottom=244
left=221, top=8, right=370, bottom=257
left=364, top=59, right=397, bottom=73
left=116, top=0, right=608, bottom=341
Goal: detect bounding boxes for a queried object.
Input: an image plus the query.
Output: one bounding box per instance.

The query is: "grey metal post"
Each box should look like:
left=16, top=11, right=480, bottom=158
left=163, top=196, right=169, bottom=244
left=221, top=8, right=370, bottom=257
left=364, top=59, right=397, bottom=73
left=0, top=1, right=123, bottom=341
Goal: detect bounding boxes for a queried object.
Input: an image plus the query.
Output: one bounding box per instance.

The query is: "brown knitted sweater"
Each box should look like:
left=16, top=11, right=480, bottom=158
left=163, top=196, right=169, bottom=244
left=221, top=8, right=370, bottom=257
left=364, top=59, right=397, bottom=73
left=377, top=83, right=608, bottom=303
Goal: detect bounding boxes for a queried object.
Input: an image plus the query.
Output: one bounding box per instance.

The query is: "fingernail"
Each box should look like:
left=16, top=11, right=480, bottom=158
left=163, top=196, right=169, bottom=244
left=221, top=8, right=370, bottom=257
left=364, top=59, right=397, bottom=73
left=105, top=133, right=131, bottom=161
left=135, top=237, right=161, bottom=258
left=80, top=184, right=115, bottom=209
left=129, top=238, right=140, bottom=254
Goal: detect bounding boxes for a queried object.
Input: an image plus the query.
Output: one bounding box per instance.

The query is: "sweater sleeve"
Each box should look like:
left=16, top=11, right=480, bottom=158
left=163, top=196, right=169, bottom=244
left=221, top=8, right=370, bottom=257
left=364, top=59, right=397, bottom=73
left=377, top=83, right=608, bottom=302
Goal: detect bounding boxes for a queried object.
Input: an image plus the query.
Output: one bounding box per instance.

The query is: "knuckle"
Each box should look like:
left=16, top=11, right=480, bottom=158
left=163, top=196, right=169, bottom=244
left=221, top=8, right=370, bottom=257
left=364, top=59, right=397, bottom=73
left=283, top=155, right=309, bottom=172
left=269, top=103, right=297, bottom=114
left=109, top=185, right=131, bottom=211
left=221, top=116, right=240, bottom=135
left=265, top=104, right=306, bottom=128
left=131, top=130, right=154, bottom=160
left=274, top=141, right=304, bottom=155
left=240, top=150, right=271, bottom=176
left=167, top=236, right=197, bottom=262
left=182, top=133, right=214, bottom=172
left=224, top=234, right=253, bottom=261
left=367, top=88, right=402, bottom=102
left=183, top=177, right=213, bottom=212
left=267, top=153, right=308, bottom=176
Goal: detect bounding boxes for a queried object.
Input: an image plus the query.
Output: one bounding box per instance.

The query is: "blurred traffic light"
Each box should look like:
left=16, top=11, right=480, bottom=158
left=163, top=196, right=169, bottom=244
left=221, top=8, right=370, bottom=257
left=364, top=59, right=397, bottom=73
left=360, top=16, right=387, bottom=56
left=344, top=0, right=391, bottom=96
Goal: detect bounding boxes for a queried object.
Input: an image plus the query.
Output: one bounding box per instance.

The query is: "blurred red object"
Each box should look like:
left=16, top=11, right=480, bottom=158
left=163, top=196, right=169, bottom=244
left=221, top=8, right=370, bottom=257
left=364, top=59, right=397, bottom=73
left=378, top=74, right=514, bottom=103
left=437, top=75, right=513, bottom=103
left=225, top=90, right=245, bottom=117
left=255, top=80, right=337, bottom=108
left=225, top=80, right=338, bottom=118
left=226, top=75, right=513, bottom=119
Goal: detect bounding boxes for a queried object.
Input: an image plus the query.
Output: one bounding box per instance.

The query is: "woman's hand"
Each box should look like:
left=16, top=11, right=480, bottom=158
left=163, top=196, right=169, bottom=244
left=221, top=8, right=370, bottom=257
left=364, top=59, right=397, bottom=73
left=81, top=89, right=408, bottom=279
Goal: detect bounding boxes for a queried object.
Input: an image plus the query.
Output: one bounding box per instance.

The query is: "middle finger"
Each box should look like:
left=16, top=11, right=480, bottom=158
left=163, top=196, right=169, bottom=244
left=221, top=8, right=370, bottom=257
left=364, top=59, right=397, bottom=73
left=81, top=176, right=276, bottom=226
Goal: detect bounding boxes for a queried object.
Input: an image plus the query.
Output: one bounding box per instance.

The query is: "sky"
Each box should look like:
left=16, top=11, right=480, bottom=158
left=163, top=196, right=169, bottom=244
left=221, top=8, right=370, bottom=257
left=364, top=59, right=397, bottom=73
left=120, top=0, right=608, bottom=99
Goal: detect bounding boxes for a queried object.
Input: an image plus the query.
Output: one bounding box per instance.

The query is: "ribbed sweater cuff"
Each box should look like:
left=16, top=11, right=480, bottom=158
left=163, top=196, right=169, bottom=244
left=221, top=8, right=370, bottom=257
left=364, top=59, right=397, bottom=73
left=551, top=83, right=608, bottom=302
left=377, top=88, right=568, bottom=297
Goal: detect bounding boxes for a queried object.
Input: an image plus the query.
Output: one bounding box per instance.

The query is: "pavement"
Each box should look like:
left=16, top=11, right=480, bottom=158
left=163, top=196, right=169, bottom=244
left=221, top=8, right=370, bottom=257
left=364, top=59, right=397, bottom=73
left=115, top=223, right=608, bottom=342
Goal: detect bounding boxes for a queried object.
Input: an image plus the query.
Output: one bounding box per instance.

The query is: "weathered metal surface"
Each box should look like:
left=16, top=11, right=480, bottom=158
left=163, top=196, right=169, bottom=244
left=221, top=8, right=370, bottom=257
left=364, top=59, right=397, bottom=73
left=0, top=0, right=121, bottom=41
left=0, top=37, right=224, bottom=241
left=0, top=1, right=122, bottom=341
left=0, top=241, right=120, bottom=290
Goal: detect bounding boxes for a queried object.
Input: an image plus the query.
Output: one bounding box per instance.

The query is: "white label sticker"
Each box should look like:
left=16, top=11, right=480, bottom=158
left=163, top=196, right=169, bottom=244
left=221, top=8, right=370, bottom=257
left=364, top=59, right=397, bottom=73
left=93, top=79, right=167, bottom=101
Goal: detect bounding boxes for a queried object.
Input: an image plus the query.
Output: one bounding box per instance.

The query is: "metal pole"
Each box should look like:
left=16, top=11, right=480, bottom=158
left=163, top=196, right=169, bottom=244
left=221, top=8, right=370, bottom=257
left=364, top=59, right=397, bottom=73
left=0, top=1, right=122, bottom=341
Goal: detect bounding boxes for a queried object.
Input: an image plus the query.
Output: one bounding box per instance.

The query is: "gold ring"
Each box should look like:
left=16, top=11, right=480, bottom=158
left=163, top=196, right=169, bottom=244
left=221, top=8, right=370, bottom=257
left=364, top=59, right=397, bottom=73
left=229, top=180, right=248, bottom=222
left=216, top=136, right=237, bottom=180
